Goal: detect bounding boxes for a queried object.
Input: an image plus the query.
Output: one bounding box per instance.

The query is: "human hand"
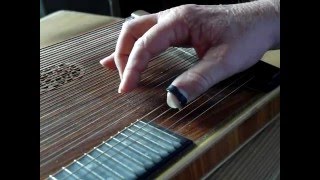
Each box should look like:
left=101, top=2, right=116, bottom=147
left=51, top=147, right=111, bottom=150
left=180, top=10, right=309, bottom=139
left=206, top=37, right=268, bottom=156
left=100, top=0, right=280, bottom=108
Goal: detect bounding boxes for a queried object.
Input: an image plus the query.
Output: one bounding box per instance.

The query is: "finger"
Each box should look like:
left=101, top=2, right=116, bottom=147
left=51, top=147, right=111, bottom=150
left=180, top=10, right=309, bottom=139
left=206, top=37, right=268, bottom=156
left=166, top=45, right=236, bottom=109
left=119, top=18, right=189, bottom=93
left=114, top=14, right=158, bottom=79
left=100, top=52, right=116, bottom=70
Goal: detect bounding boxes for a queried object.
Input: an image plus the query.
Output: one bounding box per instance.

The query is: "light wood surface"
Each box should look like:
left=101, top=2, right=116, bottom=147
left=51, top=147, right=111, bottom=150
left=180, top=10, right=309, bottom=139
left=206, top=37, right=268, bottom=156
left=40, top=11, right=120, bottom=48
left=261, top=50, right=280, bottom=68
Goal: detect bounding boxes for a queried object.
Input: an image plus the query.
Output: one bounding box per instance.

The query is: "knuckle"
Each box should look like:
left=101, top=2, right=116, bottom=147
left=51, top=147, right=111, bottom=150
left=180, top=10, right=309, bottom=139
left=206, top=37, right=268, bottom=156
left=157, top=4, right=194, bottom=22
left=176, top=4, right=194, bottom=15
left=122, top=20, right=135, bottom=32
left=135, top=37, right=147, bottom=49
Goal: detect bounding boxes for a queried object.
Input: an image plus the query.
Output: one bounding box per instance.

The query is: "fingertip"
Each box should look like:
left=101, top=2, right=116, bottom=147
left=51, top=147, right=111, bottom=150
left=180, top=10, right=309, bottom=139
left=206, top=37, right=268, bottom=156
left=166, top=85, right=188, bottom=109
left=117, top=86, right=122, bottom=94
left=166, top=92, right=182, bottom=109
left=99, top=58, right=107, bottom=67
left=118, top=69, right=140, bottom=93
left=100, top=54, right=117, bottom=70
left=118, top=82, right=138, bottom=94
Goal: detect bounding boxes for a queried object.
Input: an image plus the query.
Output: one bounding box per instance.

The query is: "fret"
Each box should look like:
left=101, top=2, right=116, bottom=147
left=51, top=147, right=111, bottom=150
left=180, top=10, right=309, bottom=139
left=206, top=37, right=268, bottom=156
left=48, top=175, right=58, bottom=180
left=111, top=137, right=154, bottom=162
left=118, top=133, right=167, bottom=158
left=59, top=167, right=81, bottom=180
left=103, top=141, right=145, bottom=167
left=50, top=167, right=80, bottom=180
left=125, top=128, right=175, bottom=152
left=73, top=160, right=105, bottom=180
left=110, top=138, right=155, bottom=170
left=84, top=153, right=127, bottom=179
left=132, top=124, right=180, bottom=148
left=113, top=136, right=162, bottom=162
left=136, top=121, right=181, bottom=142
left=94, top=147, right=141, bottom=175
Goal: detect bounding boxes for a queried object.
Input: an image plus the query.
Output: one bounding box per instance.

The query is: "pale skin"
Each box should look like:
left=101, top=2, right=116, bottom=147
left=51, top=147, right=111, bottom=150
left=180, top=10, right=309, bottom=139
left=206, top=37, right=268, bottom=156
left=100, top=0, right=280, bottom=108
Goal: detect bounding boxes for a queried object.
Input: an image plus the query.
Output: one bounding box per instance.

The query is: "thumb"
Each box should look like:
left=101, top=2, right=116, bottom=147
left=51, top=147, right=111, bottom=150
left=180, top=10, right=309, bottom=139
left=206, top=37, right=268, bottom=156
left=166, top=45, right=236, bottom=109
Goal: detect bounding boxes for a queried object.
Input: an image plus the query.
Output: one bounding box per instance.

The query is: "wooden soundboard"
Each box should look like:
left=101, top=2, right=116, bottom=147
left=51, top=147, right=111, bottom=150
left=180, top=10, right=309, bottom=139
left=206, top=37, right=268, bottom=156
left=40, top=10, right=280, bottom=180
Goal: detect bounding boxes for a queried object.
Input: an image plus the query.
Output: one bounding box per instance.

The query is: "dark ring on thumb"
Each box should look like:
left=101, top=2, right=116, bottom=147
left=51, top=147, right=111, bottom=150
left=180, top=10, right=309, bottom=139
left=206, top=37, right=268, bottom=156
left=166, top=85, right=187, bottom=107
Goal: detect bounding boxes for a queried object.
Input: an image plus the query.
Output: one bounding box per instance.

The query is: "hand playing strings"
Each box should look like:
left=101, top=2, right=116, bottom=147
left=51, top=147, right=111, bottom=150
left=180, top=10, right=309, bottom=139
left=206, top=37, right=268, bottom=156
left=100, top=0, right=280, bottom=108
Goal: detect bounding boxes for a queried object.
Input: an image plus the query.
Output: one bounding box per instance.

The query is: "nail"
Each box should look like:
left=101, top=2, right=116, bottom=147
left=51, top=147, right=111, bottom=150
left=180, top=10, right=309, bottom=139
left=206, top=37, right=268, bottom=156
left=99, top=59, right=104, bottom=65
left=166, top=85, right=187, bottom=109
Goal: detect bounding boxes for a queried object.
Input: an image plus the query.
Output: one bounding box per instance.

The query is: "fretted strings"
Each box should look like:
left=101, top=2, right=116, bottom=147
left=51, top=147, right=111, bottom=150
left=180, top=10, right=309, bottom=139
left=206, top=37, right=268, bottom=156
left=54, top=73, right=253, bottom=180
left=43, top=41, right=196, bottom=169
left=41, top=52, right=194, bottom=167
left=41, top=49, right=192, bottom=153
left=41, top=17, right=255, bottom=179
left=41, top=45, right=195, bottom=147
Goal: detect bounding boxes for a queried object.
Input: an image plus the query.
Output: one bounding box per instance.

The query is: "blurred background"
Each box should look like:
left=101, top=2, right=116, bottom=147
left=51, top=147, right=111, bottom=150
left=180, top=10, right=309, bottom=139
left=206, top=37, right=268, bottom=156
left=40, top=0, right=248, bottom=18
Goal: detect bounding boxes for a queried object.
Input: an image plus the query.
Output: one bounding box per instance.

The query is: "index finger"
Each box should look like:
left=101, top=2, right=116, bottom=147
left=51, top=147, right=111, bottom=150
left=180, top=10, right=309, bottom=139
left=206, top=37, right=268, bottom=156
left=113, top=14, right=158, bottom=79
left=119, top=17, right=189, bottom=93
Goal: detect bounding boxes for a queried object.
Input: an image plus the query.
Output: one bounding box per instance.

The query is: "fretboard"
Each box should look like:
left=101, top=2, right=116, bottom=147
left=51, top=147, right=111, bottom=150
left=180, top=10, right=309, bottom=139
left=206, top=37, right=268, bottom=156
left=48, top=120, right=193, bottom=180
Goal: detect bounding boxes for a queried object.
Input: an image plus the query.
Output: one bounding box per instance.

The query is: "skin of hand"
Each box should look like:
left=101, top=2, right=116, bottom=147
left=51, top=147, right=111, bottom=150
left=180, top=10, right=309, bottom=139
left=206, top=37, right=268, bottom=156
left=100, top=0, right=280, bottom=108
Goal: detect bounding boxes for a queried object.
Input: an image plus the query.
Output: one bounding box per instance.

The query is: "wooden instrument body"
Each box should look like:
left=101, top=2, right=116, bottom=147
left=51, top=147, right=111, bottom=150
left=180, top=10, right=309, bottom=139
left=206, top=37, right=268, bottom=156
left=40, top=11, right=280, bottom=179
